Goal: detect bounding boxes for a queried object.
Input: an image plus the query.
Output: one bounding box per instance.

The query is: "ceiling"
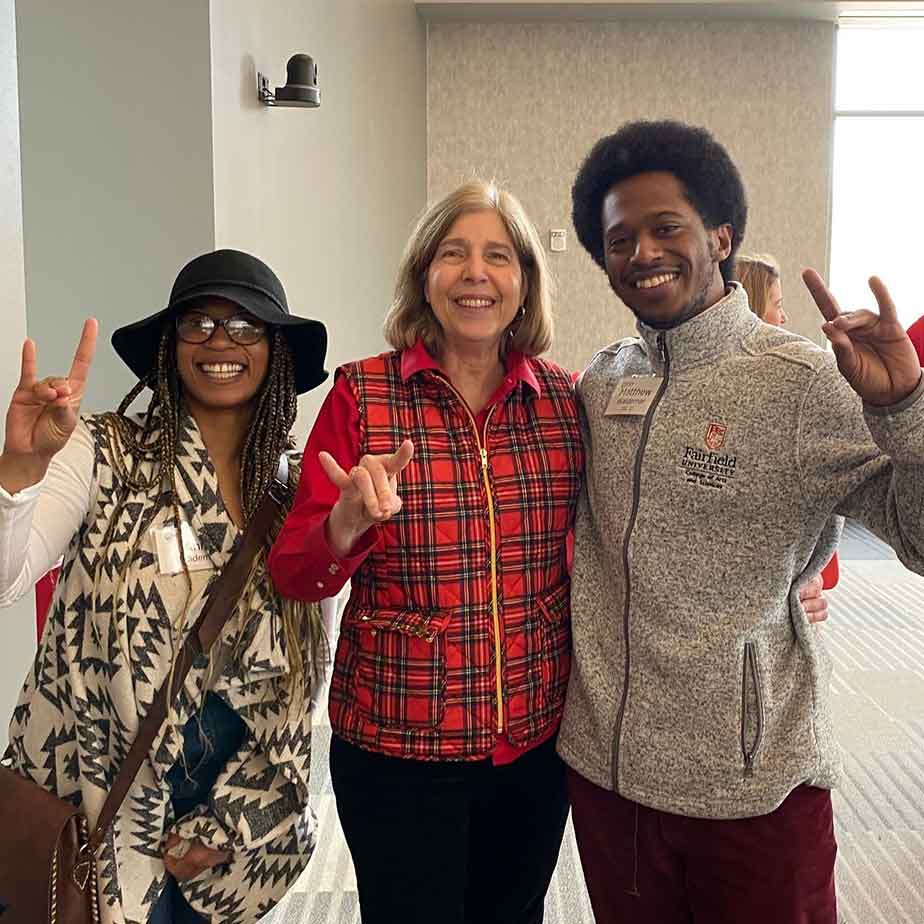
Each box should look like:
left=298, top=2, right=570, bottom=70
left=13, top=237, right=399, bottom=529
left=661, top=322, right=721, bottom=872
left=415, top=1, right=924, bottom=22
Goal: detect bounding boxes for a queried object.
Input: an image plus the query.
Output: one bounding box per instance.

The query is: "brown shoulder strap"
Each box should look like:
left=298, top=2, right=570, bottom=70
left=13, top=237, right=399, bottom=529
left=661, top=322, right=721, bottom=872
left=87, top=471, right=287, bottom=854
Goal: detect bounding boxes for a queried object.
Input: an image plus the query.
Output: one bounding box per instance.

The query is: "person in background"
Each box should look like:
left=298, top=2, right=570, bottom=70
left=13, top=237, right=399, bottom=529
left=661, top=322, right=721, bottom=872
left=736, top=252, right=786, bottom=325
left=0, top=250, right=328, bottom=924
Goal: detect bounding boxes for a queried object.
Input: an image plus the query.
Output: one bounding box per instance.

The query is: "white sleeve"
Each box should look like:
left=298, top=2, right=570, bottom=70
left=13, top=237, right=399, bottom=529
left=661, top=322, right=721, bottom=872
left=0, top=420, right=96, bottom=607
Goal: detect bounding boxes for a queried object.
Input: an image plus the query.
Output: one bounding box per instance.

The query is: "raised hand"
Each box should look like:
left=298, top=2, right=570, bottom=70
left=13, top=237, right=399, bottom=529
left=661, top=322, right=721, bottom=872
left=0, top=319, right=98, bottom=493
left=802, top=270, right=922, bottom=407
left=320, top=439, right=414, bottom=557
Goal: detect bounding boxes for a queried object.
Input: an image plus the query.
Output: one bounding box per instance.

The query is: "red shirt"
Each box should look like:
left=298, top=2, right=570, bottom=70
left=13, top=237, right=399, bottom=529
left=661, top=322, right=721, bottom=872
left=35, top=568, right=60, bottom=640
left=908, top=316, right=924, bottom=366
left=269, top=341, right=563, bottom=764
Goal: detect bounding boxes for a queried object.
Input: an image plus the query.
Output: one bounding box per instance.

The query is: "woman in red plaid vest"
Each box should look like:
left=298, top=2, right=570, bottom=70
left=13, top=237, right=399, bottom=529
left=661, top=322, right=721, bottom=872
left=270, top=180, right=584, bottom=924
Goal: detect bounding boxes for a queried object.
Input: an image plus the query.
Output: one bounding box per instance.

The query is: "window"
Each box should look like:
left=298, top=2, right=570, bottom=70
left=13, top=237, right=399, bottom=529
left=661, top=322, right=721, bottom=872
left=830, top=21, right=924, bottom=330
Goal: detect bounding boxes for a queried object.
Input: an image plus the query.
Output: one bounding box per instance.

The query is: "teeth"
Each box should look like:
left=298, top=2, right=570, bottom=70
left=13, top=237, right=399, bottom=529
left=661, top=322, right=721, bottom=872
left=456, top=297, right=494, bottom=308
left=200, top=362, right=245, bottom=378
left=635, top=273, right=678, bottom=289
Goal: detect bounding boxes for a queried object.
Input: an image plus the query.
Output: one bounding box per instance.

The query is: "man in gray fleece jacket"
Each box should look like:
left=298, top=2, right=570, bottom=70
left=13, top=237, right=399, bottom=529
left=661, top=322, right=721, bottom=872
left=558, top=120, right=924, bottom=923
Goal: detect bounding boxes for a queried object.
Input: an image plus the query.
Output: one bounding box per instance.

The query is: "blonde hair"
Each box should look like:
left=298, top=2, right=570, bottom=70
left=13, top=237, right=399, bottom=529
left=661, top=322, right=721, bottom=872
left=384, top=180, right=554, bottom=358
left=735, top=253, right=781, bottom=321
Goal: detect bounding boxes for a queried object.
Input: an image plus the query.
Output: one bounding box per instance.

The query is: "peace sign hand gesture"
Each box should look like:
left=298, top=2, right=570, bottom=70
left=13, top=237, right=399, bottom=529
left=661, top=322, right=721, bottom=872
left=0, top=319, right=98, bottom=493
left=802, top=270, right=922, bottom=407
left=320, top=439, right=415, bottom=558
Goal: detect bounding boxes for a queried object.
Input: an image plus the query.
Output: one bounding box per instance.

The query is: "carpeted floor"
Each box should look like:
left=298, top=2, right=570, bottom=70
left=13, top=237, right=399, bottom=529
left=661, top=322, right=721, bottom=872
left=263, top=519, right=924, bottom=923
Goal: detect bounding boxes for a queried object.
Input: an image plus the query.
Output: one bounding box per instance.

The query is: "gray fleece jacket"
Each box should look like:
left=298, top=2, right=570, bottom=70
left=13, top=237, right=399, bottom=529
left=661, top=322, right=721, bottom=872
left=558, top=284, right=924, bottom=819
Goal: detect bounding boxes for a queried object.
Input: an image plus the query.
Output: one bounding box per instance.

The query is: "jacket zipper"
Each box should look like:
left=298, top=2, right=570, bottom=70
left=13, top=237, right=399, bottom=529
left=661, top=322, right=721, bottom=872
left=436, top=376, right=505, bottom=734
left=611, top=333, right=671, bottom=791
left=741, top=641, right=766, bottom=778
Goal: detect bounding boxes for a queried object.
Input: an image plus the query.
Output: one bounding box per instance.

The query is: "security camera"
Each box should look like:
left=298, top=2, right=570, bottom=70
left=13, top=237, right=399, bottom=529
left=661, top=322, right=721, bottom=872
left=258, top=54, right=320, bottom=108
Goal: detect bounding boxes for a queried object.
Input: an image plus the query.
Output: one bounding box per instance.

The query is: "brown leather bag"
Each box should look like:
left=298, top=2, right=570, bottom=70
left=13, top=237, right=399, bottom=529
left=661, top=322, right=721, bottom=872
left=0, top=472, right=285, bottom=924
left=0, top=768, right=97, bottom=923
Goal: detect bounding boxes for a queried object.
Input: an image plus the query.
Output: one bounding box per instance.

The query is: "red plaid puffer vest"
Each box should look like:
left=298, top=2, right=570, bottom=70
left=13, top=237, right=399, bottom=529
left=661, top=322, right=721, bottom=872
left=328, top=350, right=584, bottom=760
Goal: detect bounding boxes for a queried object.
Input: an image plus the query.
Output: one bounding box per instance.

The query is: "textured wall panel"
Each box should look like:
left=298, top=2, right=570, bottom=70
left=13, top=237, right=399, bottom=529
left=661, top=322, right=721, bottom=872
left=428, top=20, right=835, bottom=371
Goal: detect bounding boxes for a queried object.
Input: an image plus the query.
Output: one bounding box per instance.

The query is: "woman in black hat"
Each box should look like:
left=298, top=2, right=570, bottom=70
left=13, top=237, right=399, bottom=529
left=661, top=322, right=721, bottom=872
left=0, top=250, right=328, bottom=923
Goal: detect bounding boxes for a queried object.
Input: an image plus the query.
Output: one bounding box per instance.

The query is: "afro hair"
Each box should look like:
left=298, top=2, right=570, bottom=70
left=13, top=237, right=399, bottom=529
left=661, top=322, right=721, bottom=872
left=571, top=120, right=748, bottom=284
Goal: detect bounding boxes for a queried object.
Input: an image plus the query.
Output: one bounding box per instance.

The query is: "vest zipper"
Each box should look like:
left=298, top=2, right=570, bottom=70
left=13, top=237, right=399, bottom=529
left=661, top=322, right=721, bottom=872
left=435, top=375, right=505, bottom=734
left=478, top=415, right=505, bottom=734
left=611, top=333, right=670, bottom=791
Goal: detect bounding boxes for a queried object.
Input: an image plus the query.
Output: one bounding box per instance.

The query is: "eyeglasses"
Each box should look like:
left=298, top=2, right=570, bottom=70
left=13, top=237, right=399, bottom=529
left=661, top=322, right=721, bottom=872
left=175, top=312, right=268, bottom=346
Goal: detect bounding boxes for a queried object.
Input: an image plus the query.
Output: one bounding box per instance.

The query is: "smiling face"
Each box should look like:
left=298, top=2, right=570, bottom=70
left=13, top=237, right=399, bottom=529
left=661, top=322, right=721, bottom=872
left=174, top=298, right=271, bottom=415
left=424, top=209, right=526, bottom=357
left=601, top=171, right=732, bottom=329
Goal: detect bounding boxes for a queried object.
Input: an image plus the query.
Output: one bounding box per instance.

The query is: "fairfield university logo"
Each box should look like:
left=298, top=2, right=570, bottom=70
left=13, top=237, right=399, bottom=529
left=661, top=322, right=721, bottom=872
left=704, top=422, right=727, bottom=451
left=679, top=423, right=737, bottom=490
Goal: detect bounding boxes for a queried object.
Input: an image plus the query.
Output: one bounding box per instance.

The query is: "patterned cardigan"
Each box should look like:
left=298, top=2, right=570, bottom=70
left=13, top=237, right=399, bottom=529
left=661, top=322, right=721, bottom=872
left=2, top=411, right=315, bottom=924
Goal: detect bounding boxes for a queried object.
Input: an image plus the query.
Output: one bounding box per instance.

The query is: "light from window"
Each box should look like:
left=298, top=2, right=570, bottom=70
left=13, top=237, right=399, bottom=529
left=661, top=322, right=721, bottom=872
left=836, top=22, right=924, bottom=111
left=830, top=23, right=924, bottom=331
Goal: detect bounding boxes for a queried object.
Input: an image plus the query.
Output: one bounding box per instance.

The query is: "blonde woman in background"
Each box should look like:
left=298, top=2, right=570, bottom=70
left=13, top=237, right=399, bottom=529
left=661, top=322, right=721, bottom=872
left=735, top=253, right=787, bottom=326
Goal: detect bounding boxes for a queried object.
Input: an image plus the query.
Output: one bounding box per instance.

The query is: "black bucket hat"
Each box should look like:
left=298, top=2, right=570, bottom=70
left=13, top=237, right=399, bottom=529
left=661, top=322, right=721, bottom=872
left=111, top=249, right=328, bottom=394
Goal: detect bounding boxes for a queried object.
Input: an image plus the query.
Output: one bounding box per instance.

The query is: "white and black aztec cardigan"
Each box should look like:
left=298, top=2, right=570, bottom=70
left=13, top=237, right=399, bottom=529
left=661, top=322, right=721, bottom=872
left=0, top=410, right=315, bottom=924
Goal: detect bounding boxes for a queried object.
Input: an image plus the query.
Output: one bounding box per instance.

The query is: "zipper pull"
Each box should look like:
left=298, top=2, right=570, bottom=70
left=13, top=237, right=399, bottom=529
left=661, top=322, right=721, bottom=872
left=656, top=332, right=667, bottom=365
left=480, top=447, right=488, bottom=470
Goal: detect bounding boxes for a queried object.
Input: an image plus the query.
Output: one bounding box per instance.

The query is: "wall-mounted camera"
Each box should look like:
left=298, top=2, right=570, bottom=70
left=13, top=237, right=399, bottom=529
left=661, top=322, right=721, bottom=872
left=258, top=54, right=320, bottom=108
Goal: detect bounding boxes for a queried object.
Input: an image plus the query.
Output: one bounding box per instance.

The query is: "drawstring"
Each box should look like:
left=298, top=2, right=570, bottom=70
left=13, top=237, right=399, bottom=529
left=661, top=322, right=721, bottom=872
left=626, top=802, right=641, bottom=897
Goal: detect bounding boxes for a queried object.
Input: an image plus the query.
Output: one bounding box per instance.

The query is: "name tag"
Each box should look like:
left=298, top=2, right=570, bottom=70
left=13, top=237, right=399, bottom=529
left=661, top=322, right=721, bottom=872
left=154, top=522, right=214, bottom=575
left=605, top=376, right=663, bottom=417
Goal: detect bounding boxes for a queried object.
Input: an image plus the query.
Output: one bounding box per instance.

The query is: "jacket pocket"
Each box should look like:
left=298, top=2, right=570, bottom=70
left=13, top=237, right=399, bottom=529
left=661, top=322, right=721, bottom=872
left=352, top=607, right=451, bottom=729
left=740, top=641, right=766, bottom=778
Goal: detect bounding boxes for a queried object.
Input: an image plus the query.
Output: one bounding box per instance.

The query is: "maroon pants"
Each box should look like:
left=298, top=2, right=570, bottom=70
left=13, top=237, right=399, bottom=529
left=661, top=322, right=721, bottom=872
left=568, top=769, right=838, bottom=924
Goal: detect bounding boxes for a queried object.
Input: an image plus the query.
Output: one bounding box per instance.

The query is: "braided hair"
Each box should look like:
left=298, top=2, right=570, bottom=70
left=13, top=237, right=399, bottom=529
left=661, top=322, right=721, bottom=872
left=95, top=322, right=324, bottom=709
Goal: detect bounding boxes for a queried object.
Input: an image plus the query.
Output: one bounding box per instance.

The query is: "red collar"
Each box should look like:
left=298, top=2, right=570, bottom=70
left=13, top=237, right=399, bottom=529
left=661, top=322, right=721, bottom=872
left=400, top=340, right=541, bottom=396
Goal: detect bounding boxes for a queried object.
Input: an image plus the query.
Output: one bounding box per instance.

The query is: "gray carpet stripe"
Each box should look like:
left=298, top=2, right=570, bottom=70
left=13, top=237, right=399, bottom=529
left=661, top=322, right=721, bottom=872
left=836, top=834, right=918, bottom=924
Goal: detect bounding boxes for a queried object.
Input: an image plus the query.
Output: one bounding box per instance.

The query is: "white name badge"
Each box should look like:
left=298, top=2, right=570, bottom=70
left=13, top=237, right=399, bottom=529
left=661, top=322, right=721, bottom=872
left=154, top=522, right=215, bottom=575
left=605, top=376, right=663, bottom=417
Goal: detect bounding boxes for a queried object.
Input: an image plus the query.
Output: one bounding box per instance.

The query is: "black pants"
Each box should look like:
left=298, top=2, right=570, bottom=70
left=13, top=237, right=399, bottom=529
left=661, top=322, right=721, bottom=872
left=330, top=734, right=570, bottom=924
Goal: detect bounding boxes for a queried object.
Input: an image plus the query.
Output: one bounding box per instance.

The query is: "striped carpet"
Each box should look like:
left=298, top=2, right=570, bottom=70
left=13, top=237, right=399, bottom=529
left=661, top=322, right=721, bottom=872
left=263, top=519, right=924, bottom=923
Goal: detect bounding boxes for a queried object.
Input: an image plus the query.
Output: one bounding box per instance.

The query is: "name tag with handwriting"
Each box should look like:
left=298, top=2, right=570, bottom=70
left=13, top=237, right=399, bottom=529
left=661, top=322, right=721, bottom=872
left=154, top=523, right=214, bottom=575
left=604, top=376, right=663, bottom=417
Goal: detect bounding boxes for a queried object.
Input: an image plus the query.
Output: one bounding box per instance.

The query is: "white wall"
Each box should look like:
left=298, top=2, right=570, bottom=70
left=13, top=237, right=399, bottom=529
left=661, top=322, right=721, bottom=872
left=16, top=0, right=216, bottom=413
left=209, top=0, right=429, bottom=436
left=0, top=0, right=34, bottom=753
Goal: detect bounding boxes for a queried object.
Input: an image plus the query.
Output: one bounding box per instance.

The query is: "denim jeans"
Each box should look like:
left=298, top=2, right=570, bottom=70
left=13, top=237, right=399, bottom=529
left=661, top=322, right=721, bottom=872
left=148, top=693, right=246, bottom=923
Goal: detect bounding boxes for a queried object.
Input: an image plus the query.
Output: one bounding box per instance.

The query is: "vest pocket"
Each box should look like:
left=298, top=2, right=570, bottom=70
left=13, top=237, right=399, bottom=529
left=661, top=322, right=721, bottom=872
left=536, top=582, right=572, bottom=714
left=352, top=607, right=451, bottom=729
left=740, top=641, right=766, bottom=778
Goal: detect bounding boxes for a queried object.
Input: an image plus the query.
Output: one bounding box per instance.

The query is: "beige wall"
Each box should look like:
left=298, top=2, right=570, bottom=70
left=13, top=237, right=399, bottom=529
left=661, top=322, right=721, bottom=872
left=1, top=0, right=35, bottom=752
left=16, top=0, right=216, bottom=413
left=210, top=0, right=428, bottom=436
left=428, top=19, right=836, bottom=372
